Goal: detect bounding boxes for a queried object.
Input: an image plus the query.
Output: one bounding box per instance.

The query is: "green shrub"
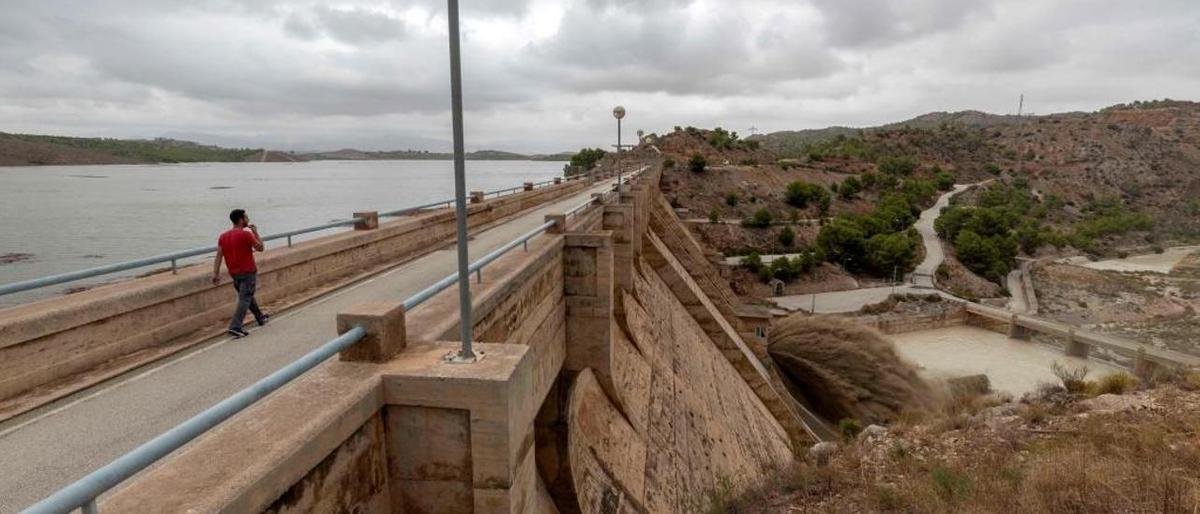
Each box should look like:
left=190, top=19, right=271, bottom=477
left=877, top=155, right=917, bottom=176
left=562, top=148, right=606, bottom=176
left=725, top=192, right=739, bottom=207
left=837, top=418, right=862, bottom=439
left=778, top=226, right=796, bottom=247
left=708, top=210, right=720, bottom=224
left=741, top=252, right=764, bottom=273
left=663, top=158, right=675, bottom=169
left=784, top=180, right=829, bottom=208
left=742, top=209, right=773, bottom=228
left=688, top=153, right=707, bottom=173
left=935, top=171, right=956, bottom=190
left=839, top=176, right=862, bottom=199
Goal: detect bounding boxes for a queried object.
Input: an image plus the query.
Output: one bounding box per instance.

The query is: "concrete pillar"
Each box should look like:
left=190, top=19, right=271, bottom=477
left=523, top=182, right=534, bottom=192
left=1134, top=348, right=1160, bottom=380
left=562, top=231, right=615, bottom=379
left=470, top=191, right=485, bottom=204
left=385, top=405, right=473, bottom=513
left=545, top=213, right=566, bottom=234
left=553, top=177, right=562, bottom=185
left=353, top=211, right=379, bottom=230
left=1065, top=330, right=1090, bottom=358
left=381, top=342, right=556, bottom=514
left=336, top=302, right=406, bottom=362
left=602, top=204, right=635, bottom=293
left=1008, top=314, right=1029, bottom=340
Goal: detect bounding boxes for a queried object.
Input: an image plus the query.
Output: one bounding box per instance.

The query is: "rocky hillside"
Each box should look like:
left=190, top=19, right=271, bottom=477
left=717, top=372, right=1200, bottom=513
left=653, top=100, right=1200, bottom=297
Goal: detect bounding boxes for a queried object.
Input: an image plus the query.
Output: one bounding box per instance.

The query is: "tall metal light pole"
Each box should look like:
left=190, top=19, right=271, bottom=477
left=613, top=105, right=625, bottom=191
left=446, top=0, right=476, bottom=363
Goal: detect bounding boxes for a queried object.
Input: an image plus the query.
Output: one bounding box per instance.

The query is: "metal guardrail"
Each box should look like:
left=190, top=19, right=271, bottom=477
left=20, top=325, right=369, bottom=514
left=21, top=170, right=628, bottom=514
left=0, top=176, right=585, bottom=299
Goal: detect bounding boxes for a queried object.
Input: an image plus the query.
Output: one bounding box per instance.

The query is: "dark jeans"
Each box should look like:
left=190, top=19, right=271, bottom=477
left=229, top=272, right=265, bottom=331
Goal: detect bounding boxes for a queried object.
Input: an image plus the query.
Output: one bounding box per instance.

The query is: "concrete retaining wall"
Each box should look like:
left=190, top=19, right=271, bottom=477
left=0, top=179, right=591, bottom=405
left=865, top=306, right=970, bottom=335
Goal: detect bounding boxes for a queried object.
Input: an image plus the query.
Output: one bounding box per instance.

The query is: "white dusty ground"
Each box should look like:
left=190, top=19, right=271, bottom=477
left=889, top=326, right=1123, bottom=396
left=1059, top=245, right=1200, bottom=274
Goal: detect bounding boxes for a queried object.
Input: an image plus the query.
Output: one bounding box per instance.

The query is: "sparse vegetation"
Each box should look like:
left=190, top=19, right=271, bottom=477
left=777, top=226, right=795, bottom=247
left=742, top=208, right=773, bottom=228
left=783, top=180, right=828, bottom=209
left=689, top=153, right=707, bottom=173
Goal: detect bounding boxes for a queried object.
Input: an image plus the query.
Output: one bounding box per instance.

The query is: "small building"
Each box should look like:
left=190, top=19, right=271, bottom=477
left=735, top=303, right=774, bottom=345
left=768, top=278, right=785, bottom=296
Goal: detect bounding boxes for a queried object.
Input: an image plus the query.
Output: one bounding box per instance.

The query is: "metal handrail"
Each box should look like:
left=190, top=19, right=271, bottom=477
left=403, top=220, right=557, bottom=311
left=23, top=218, right=566, bottom=514
left=21, top=166, right=635, bottom=514
left=20, top=325, right=368, bottom=514
left=0, top=175, right=591, bottom=298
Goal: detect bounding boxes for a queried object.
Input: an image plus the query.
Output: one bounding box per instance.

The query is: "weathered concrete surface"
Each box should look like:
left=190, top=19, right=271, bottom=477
left=0, top=179, right=620, bottom=513
left=89, top=164, right=802, bottom=514
left=96, top=174, right=618, bottom=514
left=0, top=177, right=594, bottom=415
left=566, top=258, right=793, bottom=513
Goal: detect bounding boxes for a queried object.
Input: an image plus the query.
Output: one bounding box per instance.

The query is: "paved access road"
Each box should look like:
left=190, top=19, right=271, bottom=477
left=910, top=184, right=972, bottom=287
left=771, top=184, right=973, bottom=313
left=0, top=178, right=620, bottom=514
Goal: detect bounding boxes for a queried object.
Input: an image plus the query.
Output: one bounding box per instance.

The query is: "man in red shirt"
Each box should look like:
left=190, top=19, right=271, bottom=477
left=212, top=209, right=267, bottom=338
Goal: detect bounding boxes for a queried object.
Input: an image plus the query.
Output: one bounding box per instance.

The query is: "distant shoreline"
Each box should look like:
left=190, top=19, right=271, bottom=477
left=0, top=156, right=570, bottom=169
left=0, top=132, right=571, bottom=167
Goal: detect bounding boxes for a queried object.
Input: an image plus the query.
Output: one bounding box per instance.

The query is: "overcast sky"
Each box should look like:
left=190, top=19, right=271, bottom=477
left=1, top=0, right=1197, bottom=152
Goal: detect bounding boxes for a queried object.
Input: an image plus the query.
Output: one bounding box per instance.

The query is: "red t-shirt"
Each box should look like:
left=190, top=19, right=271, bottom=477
left=218, top=229, right=258, bottom=275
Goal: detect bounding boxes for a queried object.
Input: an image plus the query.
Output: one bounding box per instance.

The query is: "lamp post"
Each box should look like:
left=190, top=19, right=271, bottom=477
left=613, top=105, right=625, bottom=191
left=445, top=0, right=476, bottom=363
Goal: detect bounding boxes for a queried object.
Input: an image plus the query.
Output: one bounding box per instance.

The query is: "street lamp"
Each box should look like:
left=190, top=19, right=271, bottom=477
left=613, top=105, right=625, bottom=191
left=445, top=0, right=476, bottom=363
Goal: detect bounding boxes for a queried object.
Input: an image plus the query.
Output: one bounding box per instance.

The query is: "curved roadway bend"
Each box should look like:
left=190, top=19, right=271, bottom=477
left=0, top=178, right=621, bottom=514
left=911, top=183, right=972, bottom=288
left=771, top=184, right=973, bottom=313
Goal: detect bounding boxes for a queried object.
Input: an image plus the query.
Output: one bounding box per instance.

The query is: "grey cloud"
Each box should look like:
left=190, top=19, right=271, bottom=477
left=0, top=0, right=1197, bottom=153
left=811, top=0, right=991, bottom=48
left=519, top=1, right=842, bottom=96
left=285, top=6, right=407, bottom=45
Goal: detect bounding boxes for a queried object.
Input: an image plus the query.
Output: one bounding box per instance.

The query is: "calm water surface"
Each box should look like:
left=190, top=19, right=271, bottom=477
left=0, top=160, right=563, bottom=306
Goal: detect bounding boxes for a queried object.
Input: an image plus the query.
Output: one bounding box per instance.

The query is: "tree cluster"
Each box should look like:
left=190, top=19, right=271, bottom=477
left=563, top=148, right=606, bottom=176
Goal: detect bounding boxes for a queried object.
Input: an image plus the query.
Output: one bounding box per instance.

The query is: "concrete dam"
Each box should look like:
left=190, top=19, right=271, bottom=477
left=4, top=163, right=827, bottom=513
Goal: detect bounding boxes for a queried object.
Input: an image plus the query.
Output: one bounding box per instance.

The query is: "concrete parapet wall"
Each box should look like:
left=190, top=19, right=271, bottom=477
left=103, top=165, right=797, bottom=513
left=0, top=179, right=591, bottom=407
left=865, top=306, right=970, bottom=335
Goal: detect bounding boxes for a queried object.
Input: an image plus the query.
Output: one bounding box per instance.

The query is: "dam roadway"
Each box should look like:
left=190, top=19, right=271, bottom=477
left=0, top=177, right=622, bottom=513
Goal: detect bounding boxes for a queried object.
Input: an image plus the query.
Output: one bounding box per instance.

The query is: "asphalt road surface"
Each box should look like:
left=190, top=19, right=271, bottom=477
left=0, top=178, right=620, bottom=513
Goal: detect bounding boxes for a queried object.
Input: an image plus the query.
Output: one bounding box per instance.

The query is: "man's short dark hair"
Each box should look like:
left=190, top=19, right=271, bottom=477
left=229, top=209, right=246, bottom=224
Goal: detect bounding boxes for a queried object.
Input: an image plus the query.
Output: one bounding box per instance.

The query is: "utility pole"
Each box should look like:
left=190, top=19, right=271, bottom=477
left=445, top=0, right=476, bottom=363
left=613, top=106, right=625, bottom=191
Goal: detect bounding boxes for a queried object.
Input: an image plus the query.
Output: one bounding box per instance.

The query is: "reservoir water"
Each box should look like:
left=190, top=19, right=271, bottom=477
left=0, top=160, right=564, bottom=307
left=889, top=326, right=1123, bottom=396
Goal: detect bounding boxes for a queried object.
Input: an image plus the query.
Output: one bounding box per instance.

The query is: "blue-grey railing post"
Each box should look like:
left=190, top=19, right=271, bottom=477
left=287, top=235, right=292, bottom=247
left=445, top=0, right=477, bottom=364
left=82, top=499, right=97, bottom=514
left=170, top=259, right=177, bottom=275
